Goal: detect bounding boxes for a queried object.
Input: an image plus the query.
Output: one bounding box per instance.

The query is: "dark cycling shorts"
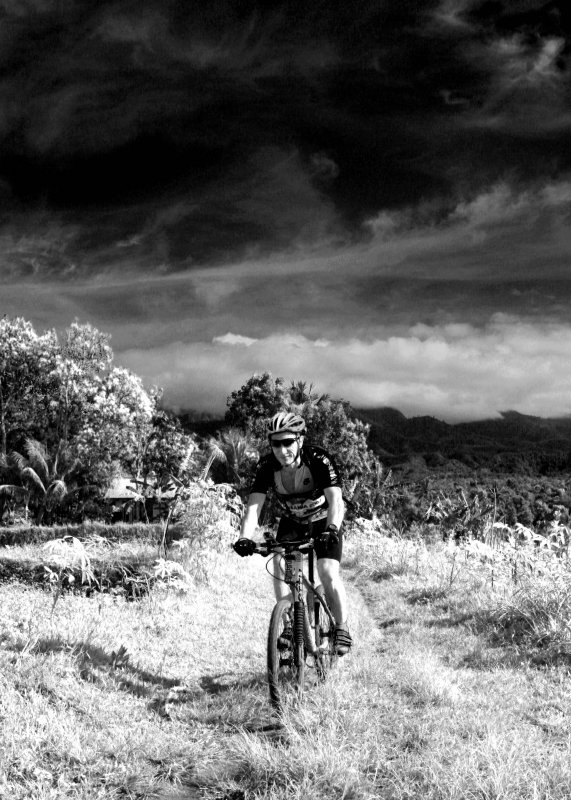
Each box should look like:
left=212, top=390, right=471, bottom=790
left=276, top=516, right=343, bottom=562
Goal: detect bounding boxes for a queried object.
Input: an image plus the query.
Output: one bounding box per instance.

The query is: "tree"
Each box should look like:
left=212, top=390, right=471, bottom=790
left=72, top=365, right=154, bottom=483
left=289, top=380, right=328, bottom=406
left=203, top=428, right=258, bottom=495
left=7, top=438, right=81, bottom=525
left=141, top=405, right=197, bottom=483
left=0, top=451, right=30, bottom=522
left=225, top=372, right=289, bottom=438
left=518, top=501, right=534, bottom=528
left=505, top=500, right=518, bottom=527
left=0, top=317, right=57, bottom=455
left=0, top=317, right=160, bottom=522
left=52, top=321, right=114, bottom=445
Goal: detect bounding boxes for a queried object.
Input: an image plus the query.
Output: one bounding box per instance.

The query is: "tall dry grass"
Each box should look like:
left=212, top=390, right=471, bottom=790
left=3, top=508, right=571, bottom=798
left=176, top=523, right=571, bottom=800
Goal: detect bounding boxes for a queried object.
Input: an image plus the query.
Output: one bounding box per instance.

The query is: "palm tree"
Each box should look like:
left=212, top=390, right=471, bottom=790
left=8, top=438, right=81, bottom=525
left=202, top=428, right=257, bottom=489
left=0, top=451, right=30, bottom=522
left=289, top=380, right=329, bottom=407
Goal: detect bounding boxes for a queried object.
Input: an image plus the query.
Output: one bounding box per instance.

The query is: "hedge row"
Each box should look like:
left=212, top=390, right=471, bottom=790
left=0, top=521, right=184, bottom=547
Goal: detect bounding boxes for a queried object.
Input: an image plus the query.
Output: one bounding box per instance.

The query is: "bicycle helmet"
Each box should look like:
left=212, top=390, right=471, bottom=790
left=268, top=411, right=306, bottom=437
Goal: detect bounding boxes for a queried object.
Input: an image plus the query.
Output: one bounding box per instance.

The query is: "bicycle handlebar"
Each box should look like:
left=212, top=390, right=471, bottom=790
left=253, top=538, right=315, bottom=557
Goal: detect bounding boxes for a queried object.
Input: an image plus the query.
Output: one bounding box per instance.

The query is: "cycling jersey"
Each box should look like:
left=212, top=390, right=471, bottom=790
left=250, top=444, right=341, bottom=523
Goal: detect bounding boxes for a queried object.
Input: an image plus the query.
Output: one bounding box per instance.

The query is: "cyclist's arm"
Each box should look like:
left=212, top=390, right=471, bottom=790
left=324, top=486, right=345, bottom=530
left=239, top=492, right=267, bottom=539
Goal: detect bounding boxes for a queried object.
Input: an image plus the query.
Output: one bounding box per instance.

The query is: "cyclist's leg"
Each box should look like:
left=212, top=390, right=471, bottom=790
left=313, top=519, right=345, bottom=621
left=316, top=558, right=348, bottom=627
left=314, top=522, right=352, bottom=654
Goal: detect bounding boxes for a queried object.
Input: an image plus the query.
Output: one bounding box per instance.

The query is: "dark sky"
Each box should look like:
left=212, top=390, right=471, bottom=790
left=3, top=0, right=571, bottom=420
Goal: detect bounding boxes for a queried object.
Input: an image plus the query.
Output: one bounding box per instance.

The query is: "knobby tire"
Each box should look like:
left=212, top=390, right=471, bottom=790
left=267, top=598, right=300, bottom=711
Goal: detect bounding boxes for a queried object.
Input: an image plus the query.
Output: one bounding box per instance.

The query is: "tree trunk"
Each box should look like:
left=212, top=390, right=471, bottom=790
left=0, top=382, right=6, bottom=457
left=35, top=504, right=46, bottom=526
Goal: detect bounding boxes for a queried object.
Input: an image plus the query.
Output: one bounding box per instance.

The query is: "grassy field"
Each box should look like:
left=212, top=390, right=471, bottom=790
left=2, top=523, right=571, bottom=799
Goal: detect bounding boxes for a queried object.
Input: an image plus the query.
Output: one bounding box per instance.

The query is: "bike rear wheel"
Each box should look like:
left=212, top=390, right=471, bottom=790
left=267, top=598, right=304, bottom=710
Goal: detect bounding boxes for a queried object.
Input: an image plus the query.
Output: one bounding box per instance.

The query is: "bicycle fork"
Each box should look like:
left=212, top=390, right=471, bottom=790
left=284, top=552, right=316, bottom=659
left=286, top=552, right=329, bottom=658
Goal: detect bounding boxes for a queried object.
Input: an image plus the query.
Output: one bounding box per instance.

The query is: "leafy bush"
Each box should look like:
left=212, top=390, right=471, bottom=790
left=166, top=480, right=243, bottom=582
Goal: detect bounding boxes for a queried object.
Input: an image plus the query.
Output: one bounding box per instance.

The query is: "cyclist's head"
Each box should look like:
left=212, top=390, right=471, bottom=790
left=267, top=411, right=306, bottom=439
left=268, top=411, right=305, bottom=463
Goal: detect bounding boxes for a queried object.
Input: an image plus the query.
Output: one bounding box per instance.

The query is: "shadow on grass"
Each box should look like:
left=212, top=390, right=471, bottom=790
left=171, top=671, right=288, bottom=736
left=199, top=672, right=267, bottom=696
left=377, top=617, right=402, bottom=629
left=5, top=631, right=285, bottom=738
left=19, top=635, right=183, bottom=696
left=424, top=612, right=477, bottom=628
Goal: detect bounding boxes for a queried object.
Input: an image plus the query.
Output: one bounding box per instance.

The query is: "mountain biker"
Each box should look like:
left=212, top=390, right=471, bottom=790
left=233, top=411, right=352, bottom=656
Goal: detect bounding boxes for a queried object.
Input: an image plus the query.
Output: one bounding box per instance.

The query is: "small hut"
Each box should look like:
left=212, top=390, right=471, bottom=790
left=104, top=477, right=146, bottom=523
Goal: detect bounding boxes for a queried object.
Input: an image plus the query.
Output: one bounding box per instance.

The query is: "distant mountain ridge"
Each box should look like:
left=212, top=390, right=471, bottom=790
left=355, top=407, right=571, bottom=474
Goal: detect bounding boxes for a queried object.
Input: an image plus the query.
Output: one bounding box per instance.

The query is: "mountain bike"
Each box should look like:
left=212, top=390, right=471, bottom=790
left=253, top=537, right=338, bottom=712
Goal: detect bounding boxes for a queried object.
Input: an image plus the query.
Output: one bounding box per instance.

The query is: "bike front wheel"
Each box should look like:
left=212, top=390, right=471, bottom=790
left=267, top=598, right=304, bottom=711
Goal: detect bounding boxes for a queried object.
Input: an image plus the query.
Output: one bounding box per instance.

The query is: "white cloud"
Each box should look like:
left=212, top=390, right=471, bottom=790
left=431, top=0, right=477, bottom=30
left=541, top=181, right=571, bottom=207
left=460, top=31, right=571, bottom=134
left=493, top=35, right=565, bottom=88
left=367, top=179, right=571, bottom=241
left=117, top=316, right=571, bottom=422
left=360, top=179, right=571, bottom=281
left=213, top=332, right=257, bottom=346
left=450, top=183, right=531, bottom=227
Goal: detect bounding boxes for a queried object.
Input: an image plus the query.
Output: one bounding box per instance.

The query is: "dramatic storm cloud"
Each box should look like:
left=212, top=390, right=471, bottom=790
left=2, top=0, right=571, bottom=419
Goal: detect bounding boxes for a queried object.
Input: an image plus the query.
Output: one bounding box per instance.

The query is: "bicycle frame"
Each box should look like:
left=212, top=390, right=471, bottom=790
left=279, top=544, right=335, bottom=657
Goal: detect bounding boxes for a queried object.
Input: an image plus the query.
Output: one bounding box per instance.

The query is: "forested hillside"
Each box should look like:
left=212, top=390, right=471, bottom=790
left=356, top=408, right=571, bottom=474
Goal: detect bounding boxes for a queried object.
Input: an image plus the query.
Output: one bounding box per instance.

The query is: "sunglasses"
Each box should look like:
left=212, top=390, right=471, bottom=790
left=270, top=437, right=298, bottom=449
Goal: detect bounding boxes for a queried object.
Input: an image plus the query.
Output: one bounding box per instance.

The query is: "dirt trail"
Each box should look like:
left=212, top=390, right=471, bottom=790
left=155, top=552, right=571, bottom=799
left=167, top=558, right=390, bottom=736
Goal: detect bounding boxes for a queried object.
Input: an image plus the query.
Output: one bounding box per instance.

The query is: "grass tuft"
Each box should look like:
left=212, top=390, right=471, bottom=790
left=490, top=580, right=571, bottom=661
